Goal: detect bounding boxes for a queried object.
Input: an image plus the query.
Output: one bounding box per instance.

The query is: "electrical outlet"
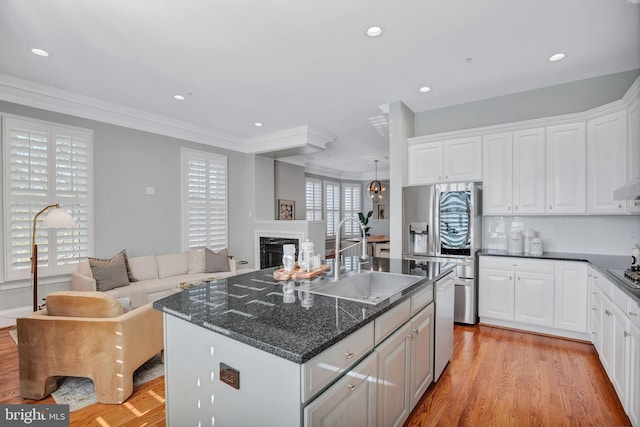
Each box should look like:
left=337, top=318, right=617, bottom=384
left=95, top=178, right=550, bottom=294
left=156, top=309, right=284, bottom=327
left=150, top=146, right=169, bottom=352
left=145, top=186, right=155, bottom=195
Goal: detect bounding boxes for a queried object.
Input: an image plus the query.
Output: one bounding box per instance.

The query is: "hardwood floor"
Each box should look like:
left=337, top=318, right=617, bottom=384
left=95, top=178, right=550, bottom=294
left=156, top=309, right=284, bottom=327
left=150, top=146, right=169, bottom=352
left=1, top=324, right=631, bottom=426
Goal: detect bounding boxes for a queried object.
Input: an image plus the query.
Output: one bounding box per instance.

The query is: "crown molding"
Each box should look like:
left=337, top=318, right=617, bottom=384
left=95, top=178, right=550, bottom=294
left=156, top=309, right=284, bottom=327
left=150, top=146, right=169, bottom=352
left=0, top=74, right=337, bottom=157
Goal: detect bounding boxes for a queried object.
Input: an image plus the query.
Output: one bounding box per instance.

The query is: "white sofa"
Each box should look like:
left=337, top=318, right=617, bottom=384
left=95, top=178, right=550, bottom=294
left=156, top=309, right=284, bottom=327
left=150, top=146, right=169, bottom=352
left=71, top=251, right=238, bottom=307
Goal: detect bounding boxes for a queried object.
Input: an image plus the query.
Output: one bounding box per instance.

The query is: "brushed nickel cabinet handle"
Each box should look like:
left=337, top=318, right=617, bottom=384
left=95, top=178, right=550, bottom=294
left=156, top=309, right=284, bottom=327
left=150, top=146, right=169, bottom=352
left=412, top=328, right=419, bottom=336
left=347, top=383, right=358, bottom=391
left=345, top=352, right=355, bottom=359
left=624, top=331, right=631, bottom=338
left=629, top=312, right=638, bottom=317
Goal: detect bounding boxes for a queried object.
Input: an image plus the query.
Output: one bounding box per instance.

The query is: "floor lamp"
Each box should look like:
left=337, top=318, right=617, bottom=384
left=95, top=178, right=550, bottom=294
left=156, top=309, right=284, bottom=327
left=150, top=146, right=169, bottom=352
left=31, top=203, right=77, bottom=311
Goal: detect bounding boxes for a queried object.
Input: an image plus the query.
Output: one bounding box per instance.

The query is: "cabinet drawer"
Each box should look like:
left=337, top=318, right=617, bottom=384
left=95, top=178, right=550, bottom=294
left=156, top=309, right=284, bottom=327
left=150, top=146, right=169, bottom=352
left=375, top=299, right=411, bottom=346
left=480, top=256, right=554, bottom=273
left=302, top=322, right=374, bottom=403
left=411, top=283, right=434, bottom=317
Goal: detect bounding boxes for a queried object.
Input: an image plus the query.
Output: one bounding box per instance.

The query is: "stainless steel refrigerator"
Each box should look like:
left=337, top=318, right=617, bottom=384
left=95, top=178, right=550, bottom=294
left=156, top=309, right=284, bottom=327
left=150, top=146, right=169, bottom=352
left=402, top=182, right=482, bottom=324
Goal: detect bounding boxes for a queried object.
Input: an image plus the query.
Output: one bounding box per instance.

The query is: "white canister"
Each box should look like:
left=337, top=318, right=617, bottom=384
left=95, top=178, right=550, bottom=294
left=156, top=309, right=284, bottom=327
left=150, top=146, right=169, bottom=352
left=522, top=229, right=537, bottom=254
left=507, top=232, right=524, bottom=254
left=530, top=238, right=543, bottom=256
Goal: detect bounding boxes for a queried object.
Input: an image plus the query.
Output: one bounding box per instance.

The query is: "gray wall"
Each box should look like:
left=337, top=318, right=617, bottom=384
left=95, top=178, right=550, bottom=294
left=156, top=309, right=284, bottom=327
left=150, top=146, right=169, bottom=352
left=274, top=161, right=306, bottom=220
left=0, top=100, right=255, bottom=309
left=254, top=156, right=275, bottom=220
left=414, top=69, right=640, bottom=136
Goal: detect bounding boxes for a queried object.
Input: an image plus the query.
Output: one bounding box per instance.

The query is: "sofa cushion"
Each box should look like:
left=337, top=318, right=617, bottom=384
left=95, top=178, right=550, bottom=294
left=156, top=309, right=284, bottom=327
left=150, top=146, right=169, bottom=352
left=188, top=248, right=206, bottom=273
left=205, top=248, right=230, bottom=273
left=89, top=252, right=131, bottom=292
left=129, top=255, right=159, bottom=281
left=46, top=291, right=125, bottom=318
left=157, top=252, right=189, bottom=278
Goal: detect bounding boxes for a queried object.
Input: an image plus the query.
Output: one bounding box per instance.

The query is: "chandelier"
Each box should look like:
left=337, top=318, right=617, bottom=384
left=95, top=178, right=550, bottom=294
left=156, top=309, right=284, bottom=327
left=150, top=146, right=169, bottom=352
left=368, top=160, right=384, bottom=202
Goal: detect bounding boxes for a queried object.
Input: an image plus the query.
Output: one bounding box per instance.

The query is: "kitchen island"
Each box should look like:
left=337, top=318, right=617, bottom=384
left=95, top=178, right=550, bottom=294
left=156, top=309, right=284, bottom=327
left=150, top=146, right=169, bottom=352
left=153, top=258, right=454, bottom=427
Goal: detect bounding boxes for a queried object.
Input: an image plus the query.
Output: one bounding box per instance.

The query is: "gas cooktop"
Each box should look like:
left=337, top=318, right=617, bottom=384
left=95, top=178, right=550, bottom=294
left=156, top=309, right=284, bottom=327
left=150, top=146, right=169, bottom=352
left=608, top=266, right=640, bottom=290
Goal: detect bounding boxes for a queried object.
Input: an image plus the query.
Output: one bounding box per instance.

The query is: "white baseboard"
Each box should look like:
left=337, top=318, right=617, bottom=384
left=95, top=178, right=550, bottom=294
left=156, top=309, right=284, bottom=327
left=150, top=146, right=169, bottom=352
left=0, top=306, right=31, bottom=328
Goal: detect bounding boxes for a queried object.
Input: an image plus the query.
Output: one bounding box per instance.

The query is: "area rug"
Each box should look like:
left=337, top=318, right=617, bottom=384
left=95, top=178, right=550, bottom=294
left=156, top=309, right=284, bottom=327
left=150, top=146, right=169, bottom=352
left=51, top=354, right=164, bottom=412
left=8, top=328, right=18, bottom=345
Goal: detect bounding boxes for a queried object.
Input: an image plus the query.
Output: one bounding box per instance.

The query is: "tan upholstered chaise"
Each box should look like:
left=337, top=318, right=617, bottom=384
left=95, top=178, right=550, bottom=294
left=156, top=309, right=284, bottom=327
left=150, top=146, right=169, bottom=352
left=17, top=291, right=163, bottom=404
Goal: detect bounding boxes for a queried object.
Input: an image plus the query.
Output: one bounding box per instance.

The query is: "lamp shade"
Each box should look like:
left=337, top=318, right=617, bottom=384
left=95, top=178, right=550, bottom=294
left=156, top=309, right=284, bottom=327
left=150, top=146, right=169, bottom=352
left=42, top=208, right=76, bottom=228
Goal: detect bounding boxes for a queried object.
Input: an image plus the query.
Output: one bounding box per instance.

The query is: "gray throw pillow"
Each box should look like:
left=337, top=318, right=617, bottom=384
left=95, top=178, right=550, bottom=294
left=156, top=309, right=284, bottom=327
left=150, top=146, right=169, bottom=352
left=120, top=249, right=137, bottom=282
left=205, top=248, right=230, bottom=273
left=89, top=252, right=131, bottom=292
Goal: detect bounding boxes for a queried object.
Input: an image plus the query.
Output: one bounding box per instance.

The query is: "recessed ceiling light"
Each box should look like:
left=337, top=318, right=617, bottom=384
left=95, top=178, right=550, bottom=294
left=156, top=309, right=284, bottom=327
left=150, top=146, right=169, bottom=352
left=366, top=26, right=383, bottom=37
left=548, top=53, right=566, bottom=62
left=419, top=86, right=432, bottom=93
left=30, top=48, right=49, bottom=57
left=254, top=122, right=263, bottom=127
left=173, top=95, right=185, bottom=101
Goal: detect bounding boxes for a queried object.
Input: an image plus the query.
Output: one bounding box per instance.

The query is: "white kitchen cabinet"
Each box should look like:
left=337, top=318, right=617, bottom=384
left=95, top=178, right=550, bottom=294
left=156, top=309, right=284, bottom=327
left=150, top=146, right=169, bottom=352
left=479, top=267, right=515, bottom=321
left=409, top=303, right=435, bottom=410
left=407, top=136, right=481, bottom=185
left=376, top=302, right=435, bottom=427
left=304, top=352, right=378, bottom=427
left=408, top=142, right=443, bottom=185
left=546, top=122, right=586, bottom=214
left=443, top=136, right=483, bottom=182
left=589, top=272, right=603, bottom=354
left=605, top=294, right=629, bottom=407
left=514, top=270, right=554, bottom=327
left=377, top=322, right=411, bottom=427
left=587, top=111, right=628, bottom=214
left=554, top=262, right=588, bottom=333
left=628, top=320, right=640, bottom=426
left=482, top=129, right=545, bottom=215
left=627, top=96, right=640, bottom=214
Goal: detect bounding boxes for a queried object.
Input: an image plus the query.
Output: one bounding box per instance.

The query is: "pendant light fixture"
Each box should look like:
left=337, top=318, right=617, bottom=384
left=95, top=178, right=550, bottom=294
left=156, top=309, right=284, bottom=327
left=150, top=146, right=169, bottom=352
left=368, top=159, right=384, bottom=202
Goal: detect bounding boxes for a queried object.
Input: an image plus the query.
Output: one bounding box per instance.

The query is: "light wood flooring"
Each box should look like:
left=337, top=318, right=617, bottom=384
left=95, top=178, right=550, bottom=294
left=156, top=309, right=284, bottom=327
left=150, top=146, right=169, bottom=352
left=0, top=324, right=631, bottom=426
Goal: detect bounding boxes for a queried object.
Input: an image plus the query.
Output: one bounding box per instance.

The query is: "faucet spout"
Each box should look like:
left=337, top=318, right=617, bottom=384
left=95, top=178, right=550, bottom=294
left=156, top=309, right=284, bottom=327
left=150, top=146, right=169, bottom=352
left=334, top=216, right=368, bottom=280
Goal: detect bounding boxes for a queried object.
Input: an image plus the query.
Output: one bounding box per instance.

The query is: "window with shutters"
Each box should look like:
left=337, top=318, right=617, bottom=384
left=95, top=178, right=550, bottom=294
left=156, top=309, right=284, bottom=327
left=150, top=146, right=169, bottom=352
left=181, top=148, right=228, bottom=250
left=305, top=177, right=322, bottom=221
left=342, top=183, right=362, bottom=236
left=2, top=114, right=93, bottom=282
left=325, top=181, right=340, bottom=237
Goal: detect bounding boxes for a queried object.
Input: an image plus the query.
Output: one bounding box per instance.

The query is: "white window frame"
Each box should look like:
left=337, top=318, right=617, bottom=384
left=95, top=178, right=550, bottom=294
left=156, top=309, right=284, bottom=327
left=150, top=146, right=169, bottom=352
left=324, top=180, right=341, bottom=237
left=180, top=148, right=228, bottom=251
left=342, top=183, right=362, bottom=237
left=305, top=177, right=323, bottom=221
left=2, top=114, right=94, bottom=282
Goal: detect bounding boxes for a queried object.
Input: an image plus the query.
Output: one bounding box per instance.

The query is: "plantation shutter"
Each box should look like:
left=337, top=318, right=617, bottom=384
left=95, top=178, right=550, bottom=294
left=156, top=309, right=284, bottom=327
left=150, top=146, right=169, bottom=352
left=2, top=115, right=93, bottom=281
left=342, top=183, right=361, bottom=236
left=325, top=181, right=340, bottom=237
left=182, top=148, right=228, bottom=250
left=305, top=178, right=322, bottom=221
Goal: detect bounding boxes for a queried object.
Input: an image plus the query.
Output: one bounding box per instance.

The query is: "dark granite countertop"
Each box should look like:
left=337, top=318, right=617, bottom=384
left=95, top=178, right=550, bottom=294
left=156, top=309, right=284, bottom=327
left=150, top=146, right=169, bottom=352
left=153, top=258, right=454, bottom=364
left=478, top=250, right=639, bottom=303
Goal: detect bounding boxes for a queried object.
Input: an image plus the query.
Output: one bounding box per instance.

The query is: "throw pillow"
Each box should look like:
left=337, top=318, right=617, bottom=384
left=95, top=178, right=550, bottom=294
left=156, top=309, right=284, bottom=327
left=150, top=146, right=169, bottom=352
left=205, top=247, right=230, bottom=273
left=89, top=252, right=131, bottom=292
left=120, top=249, right=137, bottom=282
left=117, top=297, right=132, bottom=313
left=188, top=248, right=206, bottom=273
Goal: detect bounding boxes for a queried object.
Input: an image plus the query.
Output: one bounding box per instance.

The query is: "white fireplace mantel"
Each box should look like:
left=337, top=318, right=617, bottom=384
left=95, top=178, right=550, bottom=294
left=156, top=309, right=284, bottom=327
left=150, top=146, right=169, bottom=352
left=254, top=220, right=325, bottom=270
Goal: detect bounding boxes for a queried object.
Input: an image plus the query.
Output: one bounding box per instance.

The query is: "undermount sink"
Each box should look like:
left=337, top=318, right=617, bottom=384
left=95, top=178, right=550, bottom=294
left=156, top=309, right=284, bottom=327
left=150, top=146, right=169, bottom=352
left=301, top=271, right=423, bottom=305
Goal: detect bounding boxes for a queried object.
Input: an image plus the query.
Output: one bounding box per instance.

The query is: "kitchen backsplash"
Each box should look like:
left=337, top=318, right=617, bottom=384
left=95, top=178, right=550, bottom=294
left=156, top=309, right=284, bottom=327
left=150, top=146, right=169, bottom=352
left=483, top=215, right=640, bottom=256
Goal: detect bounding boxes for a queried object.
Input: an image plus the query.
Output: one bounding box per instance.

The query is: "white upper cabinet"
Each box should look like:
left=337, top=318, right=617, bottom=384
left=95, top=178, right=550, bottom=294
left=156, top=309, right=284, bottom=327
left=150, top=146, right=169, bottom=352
left=408, top=142, right=443, bottom=184
left=546, top=122, right=587, bottom=214
left=443, top=136, right=483, bottom=182
left=482, top=129, right=545, bottom=215
left=407, top=136, right=481, bottom=185
left=587, top=111, right=627, bottom=214
left=627, top=97, right=640, bottom=213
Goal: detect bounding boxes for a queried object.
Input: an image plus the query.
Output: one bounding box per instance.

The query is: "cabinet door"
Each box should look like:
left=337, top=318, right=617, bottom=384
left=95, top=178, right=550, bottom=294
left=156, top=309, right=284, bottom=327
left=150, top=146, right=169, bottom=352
left=408, top=142, right=443, bottom=185
left=482, top=132, right=513, bottom=215
left=444, top=136, right=482, bottom=182
left=627, top=321, right=640, bottom=427
left=479, top=268, right=514, bottom=321
left=513, top=128, right=546, bottom=214
left=627, top=97, right=640, bottom=214
left=608, top=302, right=628, bottom=405
left=546, top=123, right=586, bottom=214
left=554, top=262, right=588, bottom=333
left=514, top=271, right=554, bottom=327
left=377, top=322, right=411, bottom=427
left=305, top=352, right=378, bottom=427
left=600, top=296, right=615, bottom=374
left=409, top=303, right=434, bottom=410
left=590, top=285, right=603, bottom=353
left=587, top=111, right=627, bottom=214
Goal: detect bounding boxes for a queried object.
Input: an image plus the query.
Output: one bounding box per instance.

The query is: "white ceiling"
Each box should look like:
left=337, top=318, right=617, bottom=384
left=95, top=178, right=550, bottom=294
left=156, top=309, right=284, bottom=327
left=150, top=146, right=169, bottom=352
left=1, top=0, right=639, bottom=179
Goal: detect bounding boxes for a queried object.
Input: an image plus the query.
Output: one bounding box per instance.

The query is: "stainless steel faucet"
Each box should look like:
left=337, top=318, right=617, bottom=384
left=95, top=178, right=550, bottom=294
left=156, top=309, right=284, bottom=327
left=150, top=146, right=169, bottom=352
left=334, top=217, right=368, bottom=280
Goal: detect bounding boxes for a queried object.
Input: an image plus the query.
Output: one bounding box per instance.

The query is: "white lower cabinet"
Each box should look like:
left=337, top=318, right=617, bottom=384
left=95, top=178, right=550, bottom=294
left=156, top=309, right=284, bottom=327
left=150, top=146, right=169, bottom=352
left=628, top=320, right=640, bottom=426
left=376, top=303, right=435, bottom=427
left=304, top=352, right=378, bottom=427
left=554, top=262, right=588, bottom=333
left=513, top=271, right=554, bottom=327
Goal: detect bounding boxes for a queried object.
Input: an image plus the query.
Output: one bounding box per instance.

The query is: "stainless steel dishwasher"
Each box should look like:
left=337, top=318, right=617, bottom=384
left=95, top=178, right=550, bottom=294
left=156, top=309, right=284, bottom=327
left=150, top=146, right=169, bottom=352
left=434, top=269, right=455, bottom=382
